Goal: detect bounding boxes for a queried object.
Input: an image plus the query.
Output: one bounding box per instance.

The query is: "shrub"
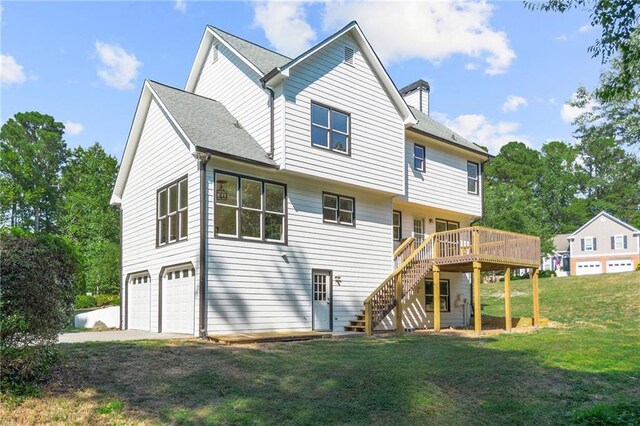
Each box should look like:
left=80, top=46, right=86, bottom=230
left=538, top=270, right=556, bottom=278
left=0, top=229, right=77, bottom=396
left=95, top=294, right=120, bottom=307
left=74, top=295, right=97, bottom=309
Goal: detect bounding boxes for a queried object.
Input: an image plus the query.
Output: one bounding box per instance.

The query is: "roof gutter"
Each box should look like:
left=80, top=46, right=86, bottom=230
left=196, top=151, right=212, bottom=338
left=408, top=127, right=493, bottom=159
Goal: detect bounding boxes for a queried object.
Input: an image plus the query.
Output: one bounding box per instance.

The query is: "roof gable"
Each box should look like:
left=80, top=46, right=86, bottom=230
left=262, top=21, right=416, bottom=127
left=111, top=80, right=276, bottom=205
left=185, top=26, right=290, bottom=92
left=568, top=211, right=640, bottom=239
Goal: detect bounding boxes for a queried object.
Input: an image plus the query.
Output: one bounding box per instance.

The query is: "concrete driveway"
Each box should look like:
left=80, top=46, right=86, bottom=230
left=58, top=330, right=192, bottom=344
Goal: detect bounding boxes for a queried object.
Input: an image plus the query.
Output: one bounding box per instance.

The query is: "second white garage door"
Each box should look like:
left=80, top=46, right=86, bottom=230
left=162, top=267, right=196, bottom=334
left=607, top=259, right=634, bottom=273
left=576, top=261, right=602, bottom=276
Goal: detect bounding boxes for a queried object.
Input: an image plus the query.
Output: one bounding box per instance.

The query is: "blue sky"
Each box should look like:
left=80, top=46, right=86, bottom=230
left=1, top=1, right=603, bottom=157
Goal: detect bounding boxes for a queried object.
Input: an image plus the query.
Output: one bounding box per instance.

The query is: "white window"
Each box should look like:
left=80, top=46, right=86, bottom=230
left=426, top=279, right=450, bottom=312
left=414, top=144, right=425, bottom=171
left=323, top=193, right=354, bottom=226
left=584, top=237, right=595, bottom=251
left=467, top=161, right=479, bottom=194
left=613, top=235, right=625, bottom=250
left=214, top=173, right=286, bottom=242
left=413, top=218, right=425, bottom=245
left=157, top=177, right=188, bottom=246
left=311, top=103, right=350, bottom=154
left=393, top=211, right=402, bottom=241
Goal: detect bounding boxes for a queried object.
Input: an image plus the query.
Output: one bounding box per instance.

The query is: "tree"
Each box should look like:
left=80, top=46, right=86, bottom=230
left=526, top=0, right=640, bottom=102
left=0, top=112, right=68, bottom=232
left=59, top=143, right=120, bottom=295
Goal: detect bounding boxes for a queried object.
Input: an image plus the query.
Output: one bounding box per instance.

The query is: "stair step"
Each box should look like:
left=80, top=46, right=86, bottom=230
left=349, top=320, right=365, bottom=326
left=344, top=325, right=365, bottom=332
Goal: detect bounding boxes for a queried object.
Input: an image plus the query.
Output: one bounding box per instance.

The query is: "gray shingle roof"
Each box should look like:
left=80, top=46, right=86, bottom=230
left=408, top=107, right=489, bottom=156
left=208, top=26, right=291, bottom=75
left=552, top=233, right=571, bottom=252
left=148, top=81, right=277, bottom=168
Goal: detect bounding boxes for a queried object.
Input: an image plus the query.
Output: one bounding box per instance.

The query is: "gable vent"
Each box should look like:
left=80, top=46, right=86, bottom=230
left=344, top=46, right=354, bottom=66
left=213, top=44, right=219, bottom=62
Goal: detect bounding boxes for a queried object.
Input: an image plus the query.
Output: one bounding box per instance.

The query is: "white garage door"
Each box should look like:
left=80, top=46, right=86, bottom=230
left=128, top=274, right=151, bottom=331
left=607, top=259, right=634, bottom=273
left=162, top=267, right=195, bottom=334
left=576, top=261, right=602, bottom=276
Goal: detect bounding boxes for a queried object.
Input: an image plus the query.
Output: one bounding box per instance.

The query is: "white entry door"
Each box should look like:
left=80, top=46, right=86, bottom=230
left=576, top=261, right=602, bottom=276
left=162, top=267, right=195, bottom=334
left=607, top=259, right=633, bottom=273
left=128, top=274, right=150, bottom=331
left=312, top=270, right=332, bottom=331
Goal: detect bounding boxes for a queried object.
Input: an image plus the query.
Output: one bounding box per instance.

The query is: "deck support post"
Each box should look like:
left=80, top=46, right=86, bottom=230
left=364, top=301, right=372, bottom=337
left=395, top=274, right=403, bottom=333
left=433, top=265, right=441, bottom=332
left=532, top=268, right=540, bottom=327
left=504, top=267, right=512, bottom=332
left=473, top=261, right=482, bottom=334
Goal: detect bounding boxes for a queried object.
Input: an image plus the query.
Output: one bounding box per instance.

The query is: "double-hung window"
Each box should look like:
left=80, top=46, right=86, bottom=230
left=613, top=235, right=626, bottom=250
left=583, top=237, right=595, bottom=251
left=323, top=193, right=355, bottom=225
left=214, top=172, right=286, bottom=242
left=393, top=211, right=402, bottom=241
left=413, top=218, right=425, bottom=245
left=311, top=103, right=350, bottom=154
left=425, top=279, right=450, bottom=312
left=157, top=177, right=188, bottom=246
left=467, top=161, right=479, bottom=194
left=414, top=144, right=425, bottom=171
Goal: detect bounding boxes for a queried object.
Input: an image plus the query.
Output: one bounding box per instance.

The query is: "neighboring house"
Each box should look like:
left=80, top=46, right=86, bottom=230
left=111, top=22, right=536, bottom=337
left=568, top=212, right=640, bottom=276
left=541, top=233, right=570, bottom=276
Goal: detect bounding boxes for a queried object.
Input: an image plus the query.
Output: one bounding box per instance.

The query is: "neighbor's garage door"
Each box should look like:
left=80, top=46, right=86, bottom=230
left=128, top=273, right=151, bottom=331
left=607, top=259, right=634, bottom=273
left=576, top=261, right=602, bottom=276
left=162, top=267, right=195, bottom=334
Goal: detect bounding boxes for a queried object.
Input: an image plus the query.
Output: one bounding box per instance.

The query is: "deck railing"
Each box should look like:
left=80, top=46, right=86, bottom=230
left=393, top=237, right=415, bottom=269
left=363, top=227, right=540, bottom=335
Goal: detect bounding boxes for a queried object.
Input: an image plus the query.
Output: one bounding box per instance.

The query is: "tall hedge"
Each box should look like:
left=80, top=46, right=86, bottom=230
left=0, top=229, right=77, bottom=394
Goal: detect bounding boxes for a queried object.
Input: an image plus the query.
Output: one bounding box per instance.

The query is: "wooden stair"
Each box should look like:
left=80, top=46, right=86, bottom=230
left=344, top=310, right=366, bottom=332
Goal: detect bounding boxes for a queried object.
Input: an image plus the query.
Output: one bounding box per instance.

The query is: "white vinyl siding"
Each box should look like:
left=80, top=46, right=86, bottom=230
left=405, top=137, right=483, bottom=217
left=206, top=158, right=394, bottom=334
left=282, top=33, right=405, bottom=194
left=121, top=100, right=200, bottom=335
left=194, top=38, right=273, bottom=158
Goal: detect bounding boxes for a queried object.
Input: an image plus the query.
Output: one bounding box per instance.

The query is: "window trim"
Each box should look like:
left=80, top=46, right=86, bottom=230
left=435, top=218, right=460, bottom=233
left=156, top=175, right=189, bottom=248
left=584, top=236, right=595, bottom=252
left=310, top=101, right=352, bottom=156
left=413, top=217, right=425, bottom=244
left=213, top=170, right=288, bottom=245
left=322, top=192, right=356, bottom=227
left=467, top=161, right=480, bottom=195
left=425, top=278, right=451, bottom=313
left=613, top=235, right=625, bottom=250
left=414, top=143, right=426, bottom=172
left=393, top=210, right=402, bottom=241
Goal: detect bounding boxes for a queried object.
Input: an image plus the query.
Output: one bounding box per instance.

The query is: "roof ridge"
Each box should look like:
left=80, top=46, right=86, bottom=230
left=207, top=25, right=291, bottom=61
left=147, top=79, right=221, bottom=104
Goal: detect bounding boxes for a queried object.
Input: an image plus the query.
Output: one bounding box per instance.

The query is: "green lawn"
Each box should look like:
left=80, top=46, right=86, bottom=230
left=2, top=272, right=639, bottom=425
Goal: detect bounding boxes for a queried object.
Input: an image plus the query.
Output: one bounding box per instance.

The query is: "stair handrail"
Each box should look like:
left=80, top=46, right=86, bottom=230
left=393, top=237, right=415, bottom=268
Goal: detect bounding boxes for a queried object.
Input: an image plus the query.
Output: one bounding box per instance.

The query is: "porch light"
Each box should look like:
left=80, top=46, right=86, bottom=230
left=216, top=180, right=227, bottom=200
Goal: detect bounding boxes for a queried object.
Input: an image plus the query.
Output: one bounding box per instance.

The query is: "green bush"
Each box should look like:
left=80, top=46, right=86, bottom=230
left=538, top=270, right=556, bottom=278
left=95, top=294, right=120, bottom=307
left=0, top=229, right=77, bottom=396
left=74, top=295, right=97, bottom=309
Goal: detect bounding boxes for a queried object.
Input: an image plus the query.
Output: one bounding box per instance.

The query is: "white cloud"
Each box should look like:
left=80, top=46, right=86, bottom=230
left=560, top=92, right=596, bottom=124
left=464, top=62, right=478, bottom=71
left=253, top=2, right=316, bottom=57
left=502, top=95, right=528, bottom=113
left=578, top=24, right=593, bottom=33
left=94, top=41, right=142, bottom=90
left=433, top=111, right=529, bottom=154
left=555, top=34, right=569, bottom=41
left=64, top=120, right=84, bottom=135
left=174, top=0, right=186, bottom=13
left=1, top=54, right=26, bottom=87
left=322, top=0, right=515, bottom=75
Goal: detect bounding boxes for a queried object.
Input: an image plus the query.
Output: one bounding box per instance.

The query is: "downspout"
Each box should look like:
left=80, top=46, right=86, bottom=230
left=197, top=152, right=212, bottom=338
left=261, top=82, right=275, bottom=159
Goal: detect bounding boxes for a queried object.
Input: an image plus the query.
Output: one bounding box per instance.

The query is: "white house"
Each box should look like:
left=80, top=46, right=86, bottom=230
left=111, top=22, right=528, bottom=337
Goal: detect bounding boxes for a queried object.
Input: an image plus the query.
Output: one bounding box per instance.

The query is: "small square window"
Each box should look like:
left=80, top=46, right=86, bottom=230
left=323, top=193, right=354, bottom=226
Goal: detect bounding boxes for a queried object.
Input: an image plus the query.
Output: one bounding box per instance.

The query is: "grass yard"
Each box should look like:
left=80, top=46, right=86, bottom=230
left=2, top=272, right=639, bottom=425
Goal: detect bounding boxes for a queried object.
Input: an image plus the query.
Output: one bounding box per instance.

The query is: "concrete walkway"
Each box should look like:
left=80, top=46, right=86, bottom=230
left=58, top=330, right=192, bottom=344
